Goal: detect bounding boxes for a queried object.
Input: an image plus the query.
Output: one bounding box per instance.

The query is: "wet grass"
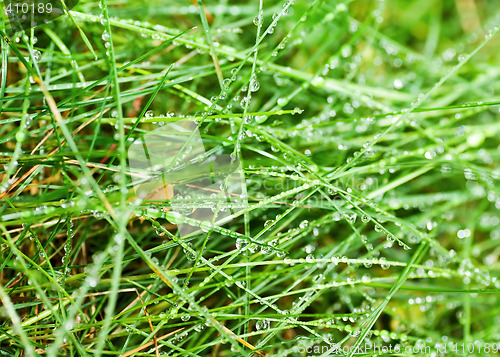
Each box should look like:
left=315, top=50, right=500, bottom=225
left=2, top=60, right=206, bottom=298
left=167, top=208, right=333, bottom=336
left=1, top=0, right=500, bottom=356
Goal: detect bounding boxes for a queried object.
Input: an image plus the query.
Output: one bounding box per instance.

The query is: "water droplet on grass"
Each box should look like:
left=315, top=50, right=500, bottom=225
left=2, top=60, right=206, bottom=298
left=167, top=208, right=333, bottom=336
left=424, top=151, right=436, bottom=159
left=102, top=31, right=110, bottom=41
left=181, top=314, right=190, bottom=322
left=236, top=238, right=248, bottom=250
left=32, top=50, right=41, bottom=62
left=250, top=78, right=260, bottom=92
left=379, top=257, right=390, bottom=269
left=311, top=77, right=325, bottom=87
left=255, top=319, right=270, bottom=330
left=277, top=98, right=288, bottom=106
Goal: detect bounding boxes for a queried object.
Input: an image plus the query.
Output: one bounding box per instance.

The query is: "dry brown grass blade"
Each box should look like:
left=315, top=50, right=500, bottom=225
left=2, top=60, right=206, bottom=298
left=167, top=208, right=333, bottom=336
left=1, top=215, right=93, bottom=237
left=213, top=318, right=268, bottom=357
left=119, top=328, right=184, bottom=357
left=137, top=293, right=160, bottom=357
left=0, top=107, right=109, bottom=200
left=189, top=0, right=214, bottom=24
left=33, top=76, right=117, bottom=218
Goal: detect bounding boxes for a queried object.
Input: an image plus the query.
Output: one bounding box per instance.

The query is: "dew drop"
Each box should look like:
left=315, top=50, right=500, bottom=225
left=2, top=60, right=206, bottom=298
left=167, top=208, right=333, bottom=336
left=32, top=50, right=41, bottom=62
left=255, top=319, right=270, bottom=330
left=236, top=238, right=248, bottom=250
left=253, top=12, right=264, bottom=26
left=249, top=78, right=260, bottom=92
left=181, top=314, right=191, bottom=322
left=277, top=98, right=288, bottom=106
left=102, top=31, right=110, bottom=41
left=299, top=220, right=309, bottom=229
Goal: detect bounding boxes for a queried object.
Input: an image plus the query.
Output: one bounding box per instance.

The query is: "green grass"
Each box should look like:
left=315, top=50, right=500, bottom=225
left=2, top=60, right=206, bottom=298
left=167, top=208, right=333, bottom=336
left=1, top=0, right=500, bottom=356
